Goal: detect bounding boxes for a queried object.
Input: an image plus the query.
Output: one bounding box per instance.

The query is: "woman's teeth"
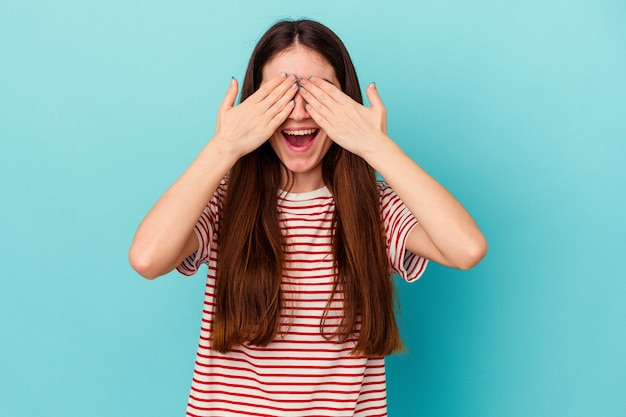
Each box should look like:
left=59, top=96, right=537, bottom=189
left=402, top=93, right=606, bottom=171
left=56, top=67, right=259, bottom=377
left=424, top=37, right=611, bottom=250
left=283, top=129, right=317, bottom=136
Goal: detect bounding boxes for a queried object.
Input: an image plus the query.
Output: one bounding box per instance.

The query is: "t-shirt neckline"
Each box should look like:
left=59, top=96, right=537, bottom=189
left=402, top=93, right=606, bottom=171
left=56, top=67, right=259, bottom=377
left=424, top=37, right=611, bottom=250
left=278, top=186, right=330, bottom=201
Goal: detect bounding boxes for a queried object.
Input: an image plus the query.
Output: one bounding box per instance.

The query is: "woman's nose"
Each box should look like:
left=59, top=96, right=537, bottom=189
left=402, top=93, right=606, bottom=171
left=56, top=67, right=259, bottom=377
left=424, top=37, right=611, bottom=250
left=289, top=93, right=310, bottom=121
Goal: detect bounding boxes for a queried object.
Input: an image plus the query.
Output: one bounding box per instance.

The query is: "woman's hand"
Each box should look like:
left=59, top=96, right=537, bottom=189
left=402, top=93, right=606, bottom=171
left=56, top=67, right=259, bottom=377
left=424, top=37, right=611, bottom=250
left=300, top=76, right=487, bottom=269
left=215, top=73, right=299, bottom=157
left=297, top=76, right=390, bottom=158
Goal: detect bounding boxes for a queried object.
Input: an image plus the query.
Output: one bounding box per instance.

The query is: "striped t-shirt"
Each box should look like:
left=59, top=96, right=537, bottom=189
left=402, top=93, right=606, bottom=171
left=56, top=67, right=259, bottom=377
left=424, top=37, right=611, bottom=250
left=177, top=180, right=427, bottom=417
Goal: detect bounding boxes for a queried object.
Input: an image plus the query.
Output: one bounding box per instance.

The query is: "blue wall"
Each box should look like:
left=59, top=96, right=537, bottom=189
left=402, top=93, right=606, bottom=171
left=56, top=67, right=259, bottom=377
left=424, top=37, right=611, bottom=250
left=1, top=1, right=624, bottom=416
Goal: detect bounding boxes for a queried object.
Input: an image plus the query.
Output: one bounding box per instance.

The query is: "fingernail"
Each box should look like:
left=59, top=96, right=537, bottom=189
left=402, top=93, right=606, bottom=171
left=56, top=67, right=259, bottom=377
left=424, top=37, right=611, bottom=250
left=292, top=73, right=298, bottom=80
left=369, top=82, right=376, bottom=88
left=282, top=72, right=288, bottom=77
left=289, top=99, right=295, bottom=106
left=307, top=75, right=314, bottom=81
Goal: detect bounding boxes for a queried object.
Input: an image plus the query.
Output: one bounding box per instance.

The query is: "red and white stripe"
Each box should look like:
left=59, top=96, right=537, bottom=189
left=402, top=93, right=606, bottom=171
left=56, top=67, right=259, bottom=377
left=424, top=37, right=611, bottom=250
left=177, top=181, right=427, bottom=416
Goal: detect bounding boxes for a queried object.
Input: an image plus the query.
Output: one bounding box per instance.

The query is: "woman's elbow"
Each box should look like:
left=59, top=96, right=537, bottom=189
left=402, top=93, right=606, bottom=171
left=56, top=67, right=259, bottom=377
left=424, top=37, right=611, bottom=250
left=456, top=236, right=488, bottom=270
left=128, top=245, right=163, bottom=280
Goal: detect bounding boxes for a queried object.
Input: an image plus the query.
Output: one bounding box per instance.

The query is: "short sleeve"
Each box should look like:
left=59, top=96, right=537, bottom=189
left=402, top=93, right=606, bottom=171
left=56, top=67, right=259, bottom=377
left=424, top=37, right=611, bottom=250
left=378, top=182, right=428, bottom=282
left=175, top=180, right=226, bottom=276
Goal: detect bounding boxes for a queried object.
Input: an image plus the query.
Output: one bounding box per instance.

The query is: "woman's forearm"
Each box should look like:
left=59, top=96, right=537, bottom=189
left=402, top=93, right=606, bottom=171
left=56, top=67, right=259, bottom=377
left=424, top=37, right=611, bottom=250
left=128, top=136, right=238, bottom=279
left=366, top=135, right=487, bottom=269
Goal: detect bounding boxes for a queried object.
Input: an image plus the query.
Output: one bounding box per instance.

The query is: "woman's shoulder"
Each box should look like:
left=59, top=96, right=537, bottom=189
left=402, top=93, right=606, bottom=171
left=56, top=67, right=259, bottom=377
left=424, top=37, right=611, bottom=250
left=204, top=176, right=229, bottom=212
left=376, top=180, right=393, bottom=196
left=376, top=181, right=408, bottom=213
left=214, top=176, right=229, bottom=196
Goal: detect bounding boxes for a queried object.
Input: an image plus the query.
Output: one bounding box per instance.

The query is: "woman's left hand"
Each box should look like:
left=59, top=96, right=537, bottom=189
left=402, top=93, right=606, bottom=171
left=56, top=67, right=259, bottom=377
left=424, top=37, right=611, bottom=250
left=298, top=76, right=390, bottom=158
left=300, top=76, right=487, bottom=270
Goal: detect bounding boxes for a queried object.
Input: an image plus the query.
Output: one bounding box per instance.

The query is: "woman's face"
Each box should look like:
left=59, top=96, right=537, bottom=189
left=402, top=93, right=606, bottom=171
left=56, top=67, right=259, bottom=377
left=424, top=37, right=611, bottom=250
left=261, top=45, right=340, bottom=192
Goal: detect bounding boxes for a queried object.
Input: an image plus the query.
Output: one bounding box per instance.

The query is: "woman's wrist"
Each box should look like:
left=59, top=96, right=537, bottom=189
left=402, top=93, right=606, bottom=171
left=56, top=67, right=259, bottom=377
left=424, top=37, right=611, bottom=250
left=205, top=133, right=245, bottom=165
left=359, top=133, right=404, bottom=171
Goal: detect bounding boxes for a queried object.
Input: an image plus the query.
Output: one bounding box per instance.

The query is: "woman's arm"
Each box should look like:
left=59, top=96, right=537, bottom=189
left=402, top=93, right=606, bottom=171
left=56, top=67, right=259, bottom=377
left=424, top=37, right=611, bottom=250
left=299, top=78, right=487, bottom=269
left=366, top=140, right=487, bottom=269
left=129, top=74, right=299, bottom=279
left=128, top=138, right=236, bottom=279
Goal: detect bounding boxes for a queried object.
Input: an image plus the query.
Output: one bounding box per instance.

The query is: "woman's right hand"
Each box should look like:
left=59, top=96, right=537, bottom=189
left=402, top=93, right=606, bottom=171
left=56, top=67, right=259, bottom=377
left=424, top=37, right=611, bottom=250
left=129, top=74, right=298, bottom=280
left=215, top=73, right=298, bottom=157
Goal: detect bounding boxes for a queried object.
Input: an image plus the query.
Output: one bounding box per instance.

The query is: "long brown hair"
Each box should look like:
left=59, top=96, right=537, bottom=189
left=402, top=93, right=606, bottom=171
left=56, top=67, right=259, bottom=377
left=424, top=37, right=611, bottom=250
left=212, top=19, right=402, bottom=356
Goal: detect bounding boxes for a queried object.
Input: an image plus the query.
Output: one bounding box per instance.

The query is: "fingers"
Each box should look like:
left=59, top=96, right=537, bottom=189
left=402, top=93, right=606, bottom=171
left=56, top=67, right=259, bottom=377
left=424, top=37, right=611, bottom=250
left=365, top=82, right=385, bottom=110
left=297, top=77, right=348, bottom=130
left=297, top=87, right=331, bottom=128
left=231, top=73, right=297, bottom=127
left=301, top=76, right=386, bottom=112
left=248, top=73, right=298, bottom=135
left=262, top=75, right=299, bottom=113
left=242, top=73, right=298, bottom=128
left=267, top=97, right=296, bottom=131
left=219, top=77, right=239, bottom=111
left=262, top=78, right=298, bottom=128
left=252, top=73, right=297, bottom=104
left=298, top=76, right=348, bottom=106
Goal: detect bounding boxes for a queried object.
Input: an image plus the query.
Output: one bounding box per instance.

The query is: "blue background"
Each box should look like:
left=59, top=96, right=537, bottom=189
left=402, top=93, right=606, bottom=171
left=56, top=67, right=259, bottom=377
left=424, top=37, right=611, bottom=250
left=1, top=1, right=624, bottom=416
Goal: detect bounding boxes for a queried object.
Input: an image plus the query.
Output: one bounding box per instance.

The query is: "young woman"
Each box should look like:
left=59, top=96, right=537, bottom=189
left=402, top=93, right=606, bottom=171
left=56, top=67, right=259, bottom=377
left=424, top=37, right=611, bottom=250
left=130, top=19, right=486, bottom=417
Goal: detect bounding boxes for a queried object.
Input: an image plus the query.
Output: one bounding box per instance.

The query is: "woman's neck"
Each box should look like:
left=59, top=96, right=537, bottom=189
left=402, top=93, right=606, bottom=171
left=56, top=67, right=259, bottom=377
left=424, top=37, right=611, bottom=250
left=281, top=169, right=325, bottom=193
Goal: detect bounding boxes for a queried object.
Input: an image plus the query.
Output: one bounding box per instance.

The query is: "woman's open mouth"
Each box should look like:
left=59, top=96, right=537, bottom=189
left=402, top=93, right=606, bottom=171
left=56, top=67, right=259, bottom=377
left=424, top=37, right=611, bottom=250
left=282, top=128, right=320, bottom=151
